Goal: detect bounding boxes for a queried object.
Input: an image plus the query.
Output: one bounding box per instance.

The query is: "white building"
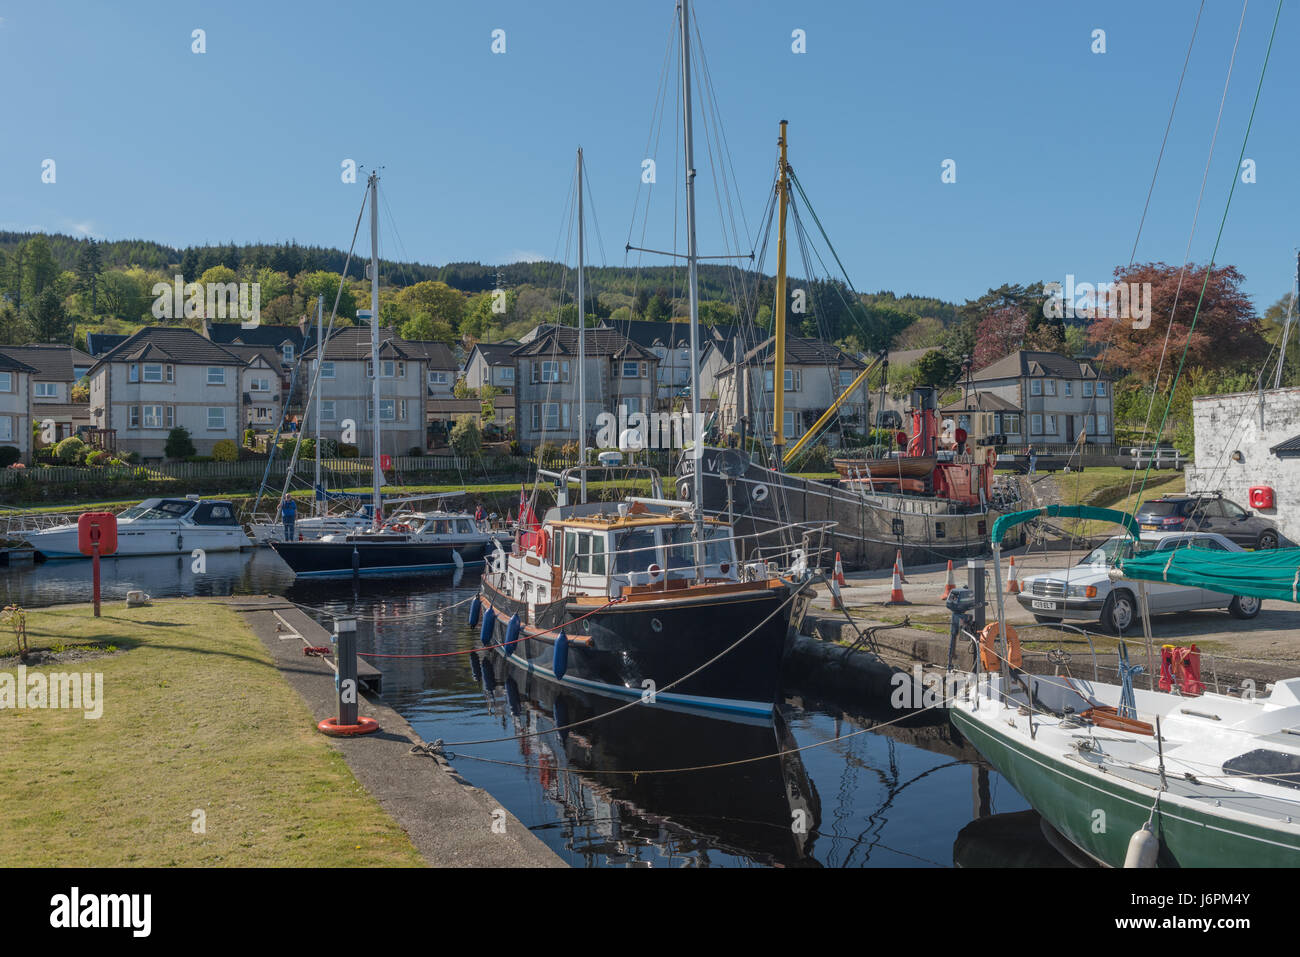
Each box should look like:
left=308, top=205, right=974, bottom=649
left=0, top=351, right=35, bottom=461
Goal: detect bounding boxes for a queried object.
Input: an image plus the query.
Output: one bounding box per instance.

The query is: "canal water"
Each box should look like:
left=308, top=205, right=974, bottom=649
left=0, top=550, right=1066, bottom=868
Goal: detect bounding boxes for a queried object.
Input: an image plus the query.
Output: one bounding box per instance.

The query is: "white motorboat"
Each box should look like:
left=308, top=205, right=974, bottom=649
left=24, top=495, right=251, bottom=558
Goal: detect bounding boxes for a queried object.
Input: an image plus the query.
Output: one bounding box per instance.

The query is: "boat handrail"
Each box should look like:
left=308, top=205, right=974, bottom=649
left=541, top=463, right=665, bottom=500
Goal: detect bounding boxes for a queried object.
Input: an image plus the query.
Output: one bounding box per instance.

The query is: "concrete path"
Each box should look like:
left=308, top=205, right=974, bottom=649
left=231, top=596, right=564, bottom=868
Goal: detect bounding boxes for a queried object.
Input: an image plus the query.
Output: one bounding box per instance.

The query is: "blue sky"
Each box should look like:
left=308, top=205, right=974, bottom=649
left=1, top=0, right=1295, bottom=310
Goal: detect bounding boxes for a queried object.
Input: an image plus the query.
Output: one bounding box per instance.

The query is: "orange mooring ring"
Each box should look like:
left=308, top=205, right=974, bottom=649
left=317, top=716, right=381, bottom=736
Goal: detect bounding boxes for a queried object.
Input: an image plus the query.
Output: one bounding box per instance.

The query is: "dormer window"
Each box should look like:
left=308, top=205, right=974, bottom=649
left=282, top=344, right=294, bottom=363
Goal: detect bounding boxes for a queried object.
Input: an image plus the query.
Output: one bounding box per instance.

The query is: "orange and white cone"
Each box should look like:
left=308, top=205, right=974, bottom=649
left=1005, top=555, right=1021, bottom=594
left=830, top=552, right=846, bottom=609
left=942, top=560, right=956, bottom=598
left=887, top=561, right=908, bottom=604
left=895, top=548, right=909, bottom=583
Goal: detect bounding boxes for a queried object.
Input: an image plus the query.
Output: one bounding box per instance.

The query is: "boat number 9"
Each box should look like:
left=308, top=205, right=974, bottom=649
left=651, top=618, right=662, bottom=633
left=752, top=484, right=769, bottom=502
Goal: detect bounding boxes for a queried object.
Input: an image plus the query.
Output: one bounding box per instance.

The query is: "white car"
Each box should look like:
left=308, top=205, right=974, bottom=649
left=1016, top=531, right=1261, bottom=634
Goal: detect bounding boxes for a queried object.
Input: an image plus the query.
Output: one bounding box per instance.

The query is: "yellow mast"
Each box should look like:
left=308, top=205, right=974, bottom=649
left=772, top=120, right=789, bottom=470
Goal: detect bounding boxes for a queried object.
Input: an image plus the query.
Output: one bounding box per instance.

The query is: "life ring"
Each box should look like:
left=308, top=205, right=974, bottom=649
left=647, top=563, right=663, bottom=580
left=979, top=621, right=1021, bottom=672
left=751, top=484, right=769, bottom=503
left=536, top=528, right=549, bottom=560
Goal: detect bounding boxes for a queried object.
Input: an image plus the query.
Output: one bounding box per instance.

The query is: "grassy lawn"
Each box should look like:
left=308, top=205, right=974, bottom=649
left=1038, top=466, right=1185, bottom=536
left=0, top=602, right=424, bottom=867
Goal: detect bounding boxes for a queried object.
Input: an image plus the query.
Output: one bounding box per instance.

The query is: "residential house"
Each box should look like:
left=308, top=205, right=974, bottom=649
left=406, top=341, right=459, bottom=400
left=598, top=319, right=751, bottom=407
left=85, top=332, right=128, bottom=358
left=203, top=320, right=305, bottom=368
left=512, top=324, right=658, bottom=451
left=87, top=328, right=247, bottom=457
left=224, top=345, right=286, bottom=432
left=0, top=352, right=36, bottom=461
left=717, top=336, right=869, bottom=446
left=0, top=344, right=94, bottom=445
left=300, top=326, right=429, bottom=456
left=462, top=341, right=520, bottom=395
left=964, top=350, right=1113, bottom=447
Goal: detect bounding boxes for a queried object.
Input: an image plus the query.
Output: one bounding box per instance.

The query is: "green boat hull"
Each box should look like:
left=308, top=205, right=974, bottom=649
left=951, top=706, right=1300, bottom=867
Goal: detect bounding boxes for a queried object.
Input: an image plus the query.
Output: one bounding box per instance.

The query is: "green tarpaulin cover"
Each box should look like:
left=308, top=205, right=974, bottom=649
left=991, top=505, right=1140, bottom=544
left=1118, top=547, right=1300, bottom=605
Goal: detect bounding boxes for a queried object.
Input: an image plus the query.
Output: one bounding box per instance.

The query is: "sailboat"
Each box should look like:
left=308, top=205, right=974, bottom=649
left=677, top=124, right=999, bottom=571
left=269, top=171, right=499, bottom=578
left=949, top=505, right=1300, bottom=867
left=473, top=26, right=814, bottom=719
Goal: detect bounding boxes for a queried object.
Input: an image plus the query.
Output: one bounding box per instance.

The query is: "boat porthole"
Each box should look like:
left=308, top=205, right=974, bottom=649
left=651, top=618, right=663, bottom=633
left=752, top=484, right=769, bottom=502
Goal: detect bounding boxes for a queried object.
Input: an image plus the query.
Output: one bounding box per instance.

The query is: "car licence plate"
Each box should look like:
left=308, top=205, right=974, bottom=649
left=1031, top=600, right=1057, bottom=611
left=1140, top=524, right=1158, bottom=531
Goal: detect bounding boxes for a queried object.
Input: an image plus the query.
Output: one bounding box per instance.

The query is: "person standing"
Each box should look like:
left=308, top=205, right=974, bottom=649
left=474, top=503, right=484, bottom=529
left=1027, top=445, right=1037, bottom=476
left=282, top=494, right=297, bottom=541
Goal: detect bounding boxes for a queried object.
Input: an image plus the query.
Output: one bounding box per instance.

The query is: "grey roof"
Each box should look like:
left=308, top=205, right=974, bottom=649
left=85, top=333, right=128, bottom=357
left=301, top=326, right=430, bottom=362
left=1270, top=434, right=1300, bottom=458
left=512, top=325, right=657, bottom=361
left=0, top=344, right=93, bottom=381
left=727, top=336, right=864, bottom=372
left=0, top=350, right=38, bottom=374
left=466, top=341, right=524, bottom=370
left=401, top=340, right=459, bottom=370
left=90, top=327, right=246, bottom=372
left=224, top=344, right=286, bottom=370
left=973, top=349, right=1109, bottom=381
left=205, top=322, right=305, bottom=349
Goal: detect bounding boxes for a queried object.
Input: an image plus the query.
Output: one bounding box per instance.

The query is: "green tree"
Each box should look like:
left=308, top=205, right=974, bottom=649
left=31, top=288, right=70, bottom=342
left=19, top=237, right=59, bottom=311
left=449, top=414, right=481, bottom=457
left=165, top=427, right=196, bottom=460
left=297, top=271, right=356, bottom=322
left=76, top=240, right=103, bottom=315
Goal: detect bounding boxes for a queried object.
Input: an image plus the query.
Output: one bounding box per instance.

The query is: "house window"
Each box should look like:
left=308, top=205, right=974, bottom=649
left=319, top=361, right=335, bottom=379
left=367, top=399, right=405, bottom=422
left=250, top=377, right=271, bottom=392
left=282, top=344, right=294, bottom=363
left=1001, top=413, right=1021, bottom=435
left=1030, top=379, right=1042, bottom=396
left=839, top=369, right=856, bottom=389
left=1031, top=414, right=1043, bottom=435
left=143, top=363, right=165, bottom=383
left=784, top=369, right=801, bottom=392
left=207, top=408, right=226, bottom=430
left=255, top=407, right=273, bottom=423
left=498, top=367, right=514, bottom=382
left=622, top=361, right=640, bottom=378
left=1083, top=382, right=1093, bottom=398
left=622, top=397, right=642, bottom=415
left=1044, top=379, right=1056, bottom=396
left=128, top=364, right=139, bottom=383
left=537, top=360, right=565, bottom=383
left=537, top=403, right=568, bottom=431
left=35, top=382, right=57, bottom=398
left=428, top=371, right=451, bottom=386
left=770, top=410, right=798, bottom=439
left=1063, top=381, right=1072, bottom=397
left=763, top=370, right=775, bottom=392
left=1045, top=414, right=1057, bottom=434
left=129, top=407, right=139, bottom=429
left=207, top=367, right=226, bottom=385
left=0, top=416, right=12, bottom=442
left=0, top=372, right=12, bottom=392
left=141, top=405, right=172, bottom=429
left=1096, top=414, right=1109, bottom=434
left=1095, top=381, right=1107, bottom=397
left=320, top=400, right=336, bottom=421
left=367, top=360, right=405, bottom=378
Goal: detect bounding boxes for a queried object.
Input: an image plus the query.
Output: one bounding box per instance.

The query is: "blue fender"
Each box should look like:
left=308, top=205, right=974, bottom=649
left=503, top=614, right=521, bottom=657
left=479, top=606, right=496, bottom=646
left=553, top=631, right=568, bottom=680
left=468, top=596, right=481, bottom=628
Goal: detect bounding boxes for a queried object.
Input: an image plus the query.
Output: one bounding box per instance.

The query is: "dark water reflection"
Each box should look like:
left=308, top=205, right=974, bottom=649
left=0, top=550, right=1061, bottom=867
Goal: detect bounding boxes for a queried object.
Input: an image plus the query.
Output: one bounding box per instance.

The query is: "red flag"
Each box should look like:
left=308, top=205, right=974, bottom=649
left=518, top=485, right=542, bottom=551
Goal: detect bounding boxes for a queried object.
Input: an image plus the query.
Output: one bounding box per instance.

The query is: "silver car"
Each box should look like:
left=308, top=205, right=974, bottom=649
left=1016, top=531, right=1262, bottom=634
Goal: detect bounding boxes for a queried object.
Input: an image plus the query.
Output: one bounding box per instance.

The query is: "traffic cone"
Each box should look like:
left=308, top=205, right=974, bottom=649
left=830, top=552, right=845, bottom=609
left=895, top=548, right=909, bottom=583
left=1005, top=555, right=1021, bottom=594
left=887, top=561, right=908, bottom=604
left=942, top=560, right=956, bottom=598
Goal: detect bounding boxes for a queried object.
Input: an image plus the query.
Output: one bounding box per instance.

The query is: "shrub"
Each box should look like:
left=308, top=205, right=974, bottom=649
left=509, top=440, right=522, bottom=456
left=85, top=449, right=108, bottom=467
left=108, top=457, right=125, bottom=467
left=0, top=446, right=20, bottom=468
left=212, top=439, right=238, bottom=462
left=450, top=414, right=481, bottom=458
left=243, top=428, right=255, bottom=448
left=165, top=427, right=196, bottom=460
left=296, top=438, right=315, bottom=459
left=124, top=450, right=141, bottom=464
left=408, top=446, right=424, bottom=457
left=337, top=443, right=359, bottom=459
left=54, top=436, right=86, bottom=464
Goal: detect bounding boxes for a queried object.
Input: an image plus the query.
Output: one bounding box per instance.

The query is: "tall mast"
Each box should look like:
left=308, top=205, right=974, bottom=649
left=577, top=147, right=588, bottom=504
left=679, top=0, right=705, bottom=579
left=773, top=120, right=789, bottom=471
left=1273, top=250, right=1300, bottom=390
left=368, top=171, right=382, bottom=523
left=314, top=293, right=323, bottom=516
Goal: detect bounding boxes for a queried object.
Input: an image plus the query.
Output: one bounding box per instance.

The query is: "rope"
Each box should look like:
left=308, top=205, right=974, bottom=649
left=429, top=578, right=812, bottom=748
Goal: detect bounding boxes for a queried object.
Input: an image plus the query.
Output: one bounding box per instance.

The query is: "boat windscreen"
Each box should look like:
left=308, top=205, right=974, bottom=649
left=613, top=528, right=659, bottom=574
left=665, top=525, right=732, bottom=571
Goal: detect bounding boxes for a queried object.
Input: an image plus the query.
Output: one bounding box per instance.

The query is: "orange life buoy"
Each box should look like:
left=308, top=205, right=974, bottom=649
left=979, top=621, right=1021, bottom=671
left=538, top=528, right=549, bottom=559
left=389, top=522, right=411, bottom=533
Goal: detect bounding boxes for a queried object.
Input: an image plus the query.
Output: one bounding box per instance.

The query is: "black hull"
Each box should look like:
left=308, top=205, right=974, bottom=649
left=677, top=448, right=998, bottom=571
left=478, top=578, right=797, bottom=718
left=477, top=656, right=822, bottom=865
left=270, top=538, right=490, bottom=577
